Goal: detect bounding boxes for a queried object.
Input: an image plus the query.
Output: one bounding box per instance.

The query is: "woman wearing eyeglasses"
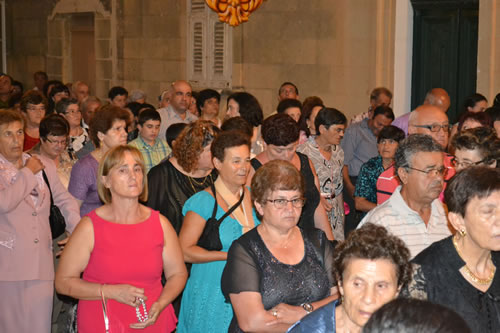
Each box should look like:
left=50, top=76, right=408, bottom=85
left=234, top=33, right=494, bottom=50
left=451, top=127, right=500, bottom=171
left=55, top=98, right=90, bottom=157
left=403, top=166, right=500, bottom=333
left=222, top=160, right=337, bottom=332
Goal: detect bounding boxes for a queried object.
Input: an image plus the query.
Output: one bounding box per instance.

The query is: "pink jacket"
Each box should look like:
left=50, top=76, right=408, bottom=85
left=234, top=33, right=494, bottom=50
left=0, top=155, right=80, bottom=281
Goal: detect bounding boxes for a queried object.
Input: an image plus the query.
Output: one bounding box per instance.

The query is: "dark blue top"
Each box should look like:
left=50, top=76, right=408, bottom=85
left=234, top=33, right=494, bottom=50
left=287, top=300, right=338, bottom=333
left=354, top=155, right=385, bottom=204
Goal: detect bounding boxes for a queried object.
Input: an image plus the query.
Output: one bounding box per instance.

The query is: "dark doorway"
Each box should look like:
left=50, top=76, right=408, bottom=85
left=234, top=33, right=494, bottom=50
left=411, top=0, right=479, bottom=123
left=71, top=13, right=95, bottom=91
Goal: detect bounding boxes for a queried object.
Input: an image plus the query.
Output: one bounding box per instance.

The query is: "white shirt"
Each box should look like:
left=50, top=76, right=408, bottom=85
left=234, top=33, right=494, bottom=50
left=358, top=186, right=452, bottom=258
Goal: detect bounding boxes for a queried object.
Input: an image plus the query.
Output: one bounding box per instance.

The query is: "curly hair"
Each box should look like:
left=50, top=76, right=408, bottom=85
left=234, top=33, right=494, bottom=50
left=261, top=113, right=300, bottom=146
left=89, top=104, right=131, bottom=148
left=251, top=160, right=305, bottom=220
left=451, top=127, right=500, bottom=166
left=457, top=111, right=492, bottom=132
left=173, top=120, right=220, bottom=173
left=333, top=223, right=412, bottom=288
left=227, top=92, right=263, bottom=127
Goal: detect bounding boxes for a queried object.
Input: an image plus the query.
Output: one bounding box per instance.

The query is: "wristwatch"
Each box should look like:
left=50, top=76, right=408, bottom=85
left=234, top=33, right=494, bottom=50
left=301, top=302, right=314, bottom=314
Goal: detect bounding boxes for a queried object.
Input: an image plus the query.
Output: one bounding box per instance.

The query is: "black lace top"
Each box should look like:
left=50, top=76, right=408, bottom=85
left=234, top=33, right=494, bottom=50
left=402, top=236, right=500, bottom=333
left=146, top=159, right=218, bottom=234
left=250, top=152, right=320, bottom=230
left=221, top=227, right=334, bottom=332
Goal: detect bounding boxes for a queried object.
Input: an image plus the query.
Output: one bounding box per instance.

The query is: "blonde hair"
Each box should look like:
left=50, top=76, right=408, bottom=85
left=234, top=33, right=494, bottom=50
left=97, top=146, right=148, bottom=204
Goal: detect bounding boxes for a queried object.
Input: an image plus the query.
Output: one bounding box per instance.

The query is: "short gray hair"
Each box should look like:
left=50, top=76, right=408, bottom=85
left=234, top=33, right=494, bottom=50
left=394, top=134, right=443, bottom=170
left=80, top=96, right=101, bottom=113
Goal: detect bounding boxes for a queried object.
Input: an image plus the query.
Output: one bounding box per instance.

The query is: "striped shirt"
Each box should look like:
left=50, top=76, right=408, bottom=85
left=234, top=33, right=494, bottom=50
left=376, top=153, right=456, bottom=204
left=129, top=136, right=171, bottom=173
left=358, top=186, right=452, bottom=258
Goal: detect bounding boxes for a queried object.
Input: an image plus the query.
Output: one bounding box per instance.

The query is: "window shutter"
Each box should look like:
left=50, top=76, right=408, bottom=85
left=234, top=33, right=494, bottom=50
left=187, top=0, right=232, bottom=89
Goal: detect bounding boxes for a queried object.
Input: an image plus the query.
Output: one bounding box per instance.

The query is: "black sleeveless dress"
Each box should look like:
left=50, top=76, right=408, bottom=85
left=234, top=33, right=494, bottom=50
left=250, top=152, right=320, bottom=229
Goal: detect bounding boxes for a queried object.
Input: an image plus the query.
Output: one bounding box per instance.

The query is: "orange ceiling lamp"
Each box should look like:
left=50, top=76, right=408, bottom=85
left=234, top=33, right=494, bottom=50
left=205, top=0, right=265, bottom=27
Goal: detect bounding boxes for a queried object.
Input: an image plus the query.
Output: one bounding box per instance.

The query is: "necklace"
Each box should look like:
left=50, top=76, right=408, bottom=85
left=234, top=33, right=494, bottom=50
left=452, top=235, right=495, bottom=285
left=135, top=298, right=149, bottom=322
left=187, top=173, right=213, bottom=193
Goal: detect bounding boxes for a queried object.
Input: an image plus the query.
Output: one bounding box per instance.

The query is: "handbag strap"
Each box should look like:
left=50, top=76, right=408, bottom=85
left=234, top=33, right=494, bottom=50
left=41, top=170, right=54, bottom=206
left=209, top=182, right=245, bottom=225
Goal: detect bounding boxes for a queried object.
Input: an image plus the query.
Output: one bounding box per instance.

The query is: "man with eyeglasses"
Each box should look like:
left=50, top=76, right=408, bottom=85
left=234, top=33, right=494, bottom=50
left=376, top=105, right=456, bottom=204
left=358, top=134, right=452, bottom=258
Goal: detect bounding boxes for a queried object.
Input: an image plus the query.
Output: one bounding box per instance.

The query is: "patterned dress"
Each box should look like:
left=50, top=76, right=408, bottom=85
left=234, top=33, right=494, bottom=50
left=297, top=138, right=345, bottom=240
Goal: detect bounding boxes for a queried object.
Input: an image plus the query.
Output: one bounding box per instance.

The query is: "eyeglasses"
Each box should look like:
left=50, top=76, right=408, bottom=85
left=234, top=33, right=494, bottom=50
left=411, top=124, right=450, bottom=133
left=266, top=198, right=306, bottom=209
left=407, top=166, right=447, bottom=177
left=452, top=158, right=487, bottom=168
left=45, top=138, right=69, bottom=146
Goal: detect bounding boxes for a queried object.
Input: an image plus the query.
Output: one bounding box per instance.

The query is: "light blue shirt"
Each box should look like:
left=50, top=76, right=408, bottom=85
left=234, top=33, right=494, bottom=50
left=341, top=118, right=378, bottom=176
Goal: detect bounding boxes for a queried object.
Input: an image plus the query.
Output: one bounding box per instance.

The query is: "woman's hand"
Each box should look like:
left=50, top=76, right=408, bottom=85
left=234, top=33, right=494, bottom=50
left=270, top=303, right=306, bottom=324
left=104, top=284, right=147, bottom=307
left=320, top=195, right=333, bottom=212
left=130, top=301, right=164, bottom=329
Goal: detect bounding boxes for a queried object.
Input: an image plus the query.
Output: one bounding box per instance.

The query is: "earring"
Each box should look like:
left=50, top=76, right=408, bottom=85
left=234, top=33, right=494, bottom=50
left=459, top=229, right=467, bottom=237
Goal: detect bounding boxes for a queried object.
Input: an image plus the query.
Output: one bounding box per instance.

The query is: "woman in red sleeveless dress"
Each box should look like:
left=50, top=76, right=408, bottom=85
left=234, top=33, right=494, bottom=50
left=55, top=146, right=187, bottom=332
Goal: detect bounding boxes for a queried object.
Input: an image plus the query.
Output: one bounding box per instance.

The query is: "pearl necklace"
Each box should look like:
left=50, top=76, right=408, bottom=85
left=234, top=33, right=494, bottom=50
left=452, top=235, right=495, bottom=285
left=135, top=298, right=149, bottom=322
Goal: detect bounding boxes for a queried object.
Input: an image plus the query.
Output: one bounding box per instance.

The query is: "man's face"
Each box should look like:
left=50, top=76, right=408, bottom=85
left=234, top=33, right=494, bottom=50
left=82, top=101, right=100, bottom=125
left=170, top=82, right=192, bottom=113
left=400, top=151, right=445, bottom=202
left=111, top=94, right=127, bottom=108
left=368, top=114, right=392, bottom=137
left=410, top=110, right=449, bottom=148
left=0, top=76, right=12, bottom=95
left=138, top=119, right=161, bottom=145
left=0, top=121, right=24, bottom=163
left=201, top=97, right=220, bottom=117
left=34, top=74, right=47, bottom=91
left=279, top=84, right=298, bottom=101
left=75, top=84, right=90, bottom=103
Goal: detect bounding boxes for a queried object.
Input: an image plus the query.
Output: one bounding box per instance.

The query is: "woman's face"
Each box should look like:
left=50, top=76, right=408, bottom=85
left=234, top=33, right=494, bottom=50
left=196, top=143, right=214, bottom=171
left=339, top=258, right=400, bottom=329
left=41, top=135, right=68, bottom=160
left=320, top=124, right=345, bottom=145
left=104, top=151, right=144, bottom=199
left=226, top=99, right=240, bottom=118
left=463, top=191, right=500, bottom=252
left=453, top=148, right=490, bottom=171
left=377, top=139, right=399, bottom=161
left=285, top=107, right=301, bottom=123
left=266, top=141, right=297, bottom=162
left=468, top=100, right=488, bottom=113
left=214, top=145, right=250, bottom=187
left=62, top=103, right=82, bottom=128
left=255, top=189, right=303, bottom=230
left=25, top=103, right=46, bottom=126
left=99, top=119, right=128, bottom=150
left=306, top=106, right=323, bottom=136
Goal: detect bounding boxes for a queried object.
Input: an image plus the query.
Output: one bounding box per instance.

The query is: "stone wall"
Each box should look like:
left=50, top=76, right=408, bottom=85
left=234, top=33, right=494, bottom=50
left=231, top=0, right=396, bottom=117
left=4, top=0, right=499, bottom=116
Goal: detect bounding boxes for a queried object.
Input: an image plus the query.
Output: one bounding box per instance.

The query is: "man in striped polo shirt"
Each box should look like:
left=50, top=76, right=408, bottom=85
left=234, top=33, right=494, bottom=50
left=358, top=134, right=452, bottom=258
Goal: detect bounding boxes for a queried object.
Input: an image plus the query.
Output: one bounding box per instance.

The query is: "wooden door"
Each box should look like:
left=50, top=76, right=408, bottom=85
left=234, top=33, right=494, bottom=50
left=411, top=0, right=479, bottom=123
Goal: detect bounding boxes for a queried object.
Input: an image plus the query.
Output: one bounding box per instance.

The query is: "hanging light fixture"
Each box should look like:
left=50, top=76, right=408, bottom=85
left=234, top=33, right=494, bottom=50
left=205, top=0, right=265, bottom=27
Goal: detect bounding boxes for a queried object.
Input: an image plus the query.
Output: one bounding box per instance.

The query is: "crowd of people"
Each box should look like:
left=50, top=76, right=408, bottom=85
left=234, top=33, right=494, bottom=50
left=0, top=71, right=499, bottom=333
